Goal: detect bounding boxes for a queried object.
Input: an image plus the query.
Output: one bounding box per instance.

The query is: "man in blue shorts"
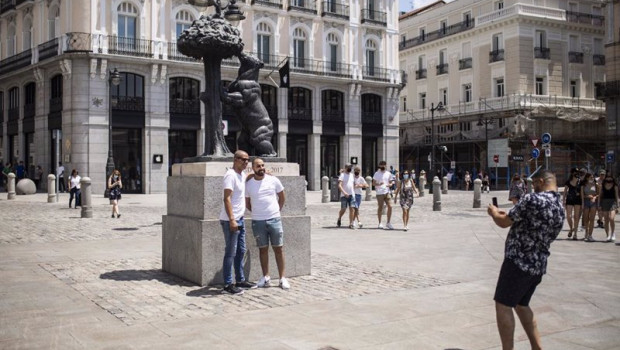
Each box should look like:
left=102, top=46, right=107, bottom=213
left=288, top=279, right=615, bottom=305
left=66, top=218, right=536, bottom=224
left=336, top=164, right=357, bottom=229
left=487, top=170, right=565, bottom=350
left=245, top=157, right=289, bottom=289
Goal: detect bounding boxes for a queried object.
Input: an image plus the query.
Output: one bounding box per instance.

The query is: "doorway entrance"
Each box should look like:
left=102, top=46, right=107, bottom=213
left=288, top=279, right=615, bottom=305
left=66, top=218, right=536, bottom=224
left=113, top=128, right=142, bottom=193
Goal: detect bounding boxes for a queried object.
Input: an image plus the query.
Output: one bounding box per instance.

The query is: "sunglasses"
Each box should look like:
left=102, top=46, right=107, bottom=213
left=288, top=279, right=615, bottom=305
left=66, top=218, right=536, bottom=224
left=235, top=157, right=250, bottom=162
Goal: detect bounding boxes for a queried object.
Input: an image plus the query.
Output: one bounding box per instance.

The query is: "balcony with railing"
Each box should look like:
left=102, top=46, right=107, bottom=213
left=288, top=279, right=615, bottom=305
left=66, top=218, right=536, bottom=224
left=8, top=108, right=19, bottom=121
left=288, top=0, right=316, bottom=14
left=593, top=54, right=605, bottom=66
left=108, top=36, right=153, bottom=58
left=38, top=38, right=59, bottom=61
left=250, top=52, right=283, bottom=69
left=0, top=49, right=32, bottom=76
left=361, top=9, right=387, bottom=26
left=288, top=107, right=312, bottom=120
left=291, top=57, right=353, bottom=78
left=459, top=58, right=472, bottom=70
left=399, top=19, right=475, bottom=51
left=595, top=81, right=620, bottom=101
left=0, top=0, right=15, bottom=14
left=251, top=0, right=282, bottom=9
left=50, top=97, right=62, bottom=113
left=566, top=11, right=604, bottom=26
left=167, top=42, right=200, bottom=62
left=321, top=0, right=349, bottom=20
left=436, top=63, right=448, bottom=75
left=170, top=99, right=200, bottom=115
left=477, top=3, right=565, bottom=27
left=568, top=51, right=584, bottom=64
left=415, top=69, right=427, bottom=80
left=23, top=103, right=35, bottom=119
left=489, top=49, right=504, bottom=63
left=362, top=66, right=390, bottom=82
left=361, top=111, right=382, bottom=124
left=534, top=47, right=550, bottom=59
left=112, top=96, right=145, bottom=112
left=322, top=109, right=344, bottom=122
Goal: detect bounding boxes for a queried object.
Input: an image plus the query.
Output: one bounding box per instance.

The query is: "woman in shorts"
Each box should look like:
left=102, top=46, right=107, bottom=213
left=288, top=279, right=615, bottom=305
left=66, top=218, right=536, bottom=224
left=508, top=174, right=525, bottom=205
left=108, top=169, right=123, bottom=218
left=580, top=172, right=599, bottom=242
left=394, top=170, right=418, bottom=231
left=598, top=174, right=618, bottom=242
left=563, top=168, right=582, bottom=240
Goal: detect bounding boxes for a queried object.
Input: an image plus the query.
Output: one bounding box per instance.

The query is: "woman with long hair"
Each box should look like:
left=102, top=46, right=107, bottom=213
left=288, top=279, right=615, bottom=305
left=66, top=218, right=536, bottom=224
left=108, top=169, right=123, bottom=218
left=599, top=174, right=618, bottom=242
left=563, top=168, right=582, bottom=240
left=68, top=169, right=81, bottom=209
left=394, top=170, right=419, bottom=231
left=581, top=172, right=599, bottom=242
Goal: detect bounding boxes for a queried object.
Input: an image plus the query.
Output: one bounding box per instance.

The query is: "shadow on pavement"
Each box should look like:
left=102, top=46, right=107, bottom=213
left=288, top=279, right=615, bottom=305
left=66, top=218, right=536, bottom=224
left=186, top=287, right=225, bottom=297
left=112, top=227, right=139, bottom=231
left=100, top=269, right=195, bottom=287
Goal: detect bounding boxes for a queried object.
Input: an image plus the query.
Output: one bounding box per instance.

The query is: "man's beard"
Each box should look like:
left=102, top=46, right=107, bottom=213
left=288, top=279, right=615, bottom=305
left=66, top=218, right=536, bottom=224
left=255, top=169, right=265, bottom=176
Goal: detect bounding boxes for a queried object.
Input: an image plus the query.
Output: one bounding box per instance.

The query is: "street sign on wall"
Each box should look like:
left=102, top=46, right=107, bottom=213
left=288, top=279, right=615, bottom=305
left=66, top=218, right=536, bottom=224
left=488, top=139, right=510, bottom=167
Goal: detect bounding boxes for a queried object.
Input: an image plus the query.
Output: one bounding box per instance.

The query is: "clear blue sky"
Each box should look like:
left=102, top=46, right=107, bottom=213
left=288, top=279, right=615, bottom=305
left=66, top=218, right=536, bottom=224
left=399, top=0, right=451, bottom=13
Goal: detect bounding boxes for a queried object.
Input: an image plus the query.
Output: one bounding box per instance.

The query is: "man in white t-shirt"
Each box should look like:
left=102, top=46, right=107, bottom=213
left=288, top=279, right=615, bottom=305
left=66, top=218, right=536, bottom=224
left=220, top=150, right=256, bottom=295
left=245, top=157, right=289, bottom=289
left=337, top=164, right=357, bottom=229
left=353, top=166, right=369, bottom=228
left=373, top=160, right=394, bottom=230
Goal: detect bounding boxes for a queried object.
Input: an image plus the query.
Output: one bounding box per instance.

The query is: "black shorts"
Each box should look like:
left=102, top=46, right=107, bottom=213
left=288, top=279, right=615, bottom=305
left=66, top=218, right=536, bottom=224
left=494, top=259, right=542, bottom=307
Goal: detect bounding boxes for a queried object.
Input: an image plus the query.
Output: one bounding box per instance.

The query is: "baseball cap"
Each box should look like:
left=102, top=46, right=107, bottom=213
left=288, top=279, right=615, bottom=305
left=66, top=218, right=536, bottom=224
left=599, top=169, right=606, bottom=175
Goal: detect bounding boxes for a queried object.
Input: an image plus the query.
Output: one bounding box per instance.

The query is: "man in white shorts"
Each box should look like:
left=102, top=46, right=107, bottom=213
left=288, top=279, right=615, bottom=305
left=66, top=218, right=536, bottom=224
left=245, top=158, right=289, bottom=289
left=373, top=160, right=394, bottom=230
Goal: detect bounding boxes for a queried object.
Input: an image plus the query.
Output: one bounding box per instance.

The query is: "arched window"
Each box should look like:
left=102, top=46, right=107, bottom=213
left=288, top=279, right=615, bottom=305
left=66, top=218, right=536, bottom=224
left=361, top=93, right=382, bottom=124
left=288, top=87, right=312, bottom=120
left=118, top=2, right=138, bottom=39
left=256, top=22, right=272, bottom=65
left=169, top=77, right=200, bottom=114
left=24, top=82, right=36, bottom=118
left=111, top=72, right=145, bottom=112
left=321, top=90, right=344, bottom=120
left=23, top=17, right=33, bottom=49
left=48, top=5, right=60, bottom=39
left=175, top=10, right=194, bottom=38
left=50, top=74, right=63, bottom=113
left=292, top=27, right=307, bottom=68
left=7, top=24, right=16, bottom=56
left=327, top=33, right=339, bottom=72
left=365, top=39, right=377, bottom=76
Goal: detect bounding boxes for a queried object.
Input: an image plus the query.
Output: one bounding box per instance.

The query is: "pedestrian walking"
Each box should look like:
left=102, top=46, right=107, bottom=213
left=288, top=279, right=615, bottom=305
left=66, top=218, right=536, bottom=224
left=68, top=169, right=82, bottom=209
left=336, top=164, right=357, bottom=229
left=394, top=170, right=418, bottom=231
left=57, top=162, right=66, bottom=193
left=487, top=170, right=565, bottom=350
left=1, top=162, right=11, bottom=191
left=563, top=168, right=582, bottom=240
left=596, top=169, right=606, bottom=228
left=107, top=169, right=123, bottom=218
left=16, top=161, right=25, bottom=179
left=508, top=174, right=526, bottom=205
left=34, top=165, right=43, bottom=191
left=219, top=150, right=255, bottom=295
left=581, top=172, right=599, bottom=242
left=373, top=160, right=394, bottom=230
left=464, top=171, right=472, bottom=191
left=482, top=173, right=490, bottom=193
left=245, top=157, right=289, bottom=289
left=598, top=174, right=618, bottom=242
left=353, top=166, right=368, bottom=228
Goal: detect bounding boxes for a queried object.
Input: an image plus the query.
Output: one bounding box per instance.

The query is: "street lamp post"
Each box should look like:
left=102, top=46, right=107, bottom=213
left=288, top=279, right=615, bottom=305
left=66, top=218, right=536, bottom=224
left=104, top=68, right=121, bottom=197
left=429, top=102, right=444, bottom=193
left=477, top=116, right=494, bottom=186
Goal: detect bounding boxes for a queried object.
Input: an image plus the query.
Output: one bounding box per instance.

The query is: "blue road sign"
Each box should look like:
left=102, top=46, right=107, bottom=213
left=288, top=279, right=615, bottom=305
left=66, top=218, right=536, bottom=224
left=607, top=151, right=615, bottom=163
left=541, top=133, right=551, bottom=144
left=532, top=148, right=540, bottom=159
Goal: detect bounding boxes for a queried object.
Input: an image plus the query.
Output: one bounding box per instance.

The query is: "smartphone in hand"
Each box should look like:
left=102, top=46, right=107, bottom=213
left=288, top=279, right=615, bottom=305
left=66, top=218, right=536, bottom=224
left=492, top=197, right=498, bottom=207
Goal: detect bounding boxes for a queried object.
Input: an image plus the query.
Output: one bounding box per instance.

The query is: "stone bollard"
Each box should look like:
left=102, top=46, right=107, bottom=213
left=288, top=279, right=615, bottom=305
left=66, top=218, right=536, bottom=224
left=526, top=178, right=533, bottom=193
left=321, top=176, right=330, bottom=203
left=419, top=170, right=426, bottom=197
left=365, top=176, right=373, bottom=201
left=473, top=178, right=482, bottom=208
left=80, top=177, right=93, bottom=218
left=7, top=173, right=16, bottom=200
left=442, top=176, right=448, bottom=194
left=432, top=176, right=441, bottom=211
left=47, top=174, right=57, bottom=203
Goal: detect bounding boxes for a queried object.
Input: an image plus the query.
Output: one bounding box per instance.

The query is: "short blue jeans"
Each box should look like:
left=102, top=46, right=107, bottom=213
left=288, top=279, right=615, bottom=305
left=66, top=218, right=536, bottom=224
left=251, top=217, right=284, bottom=248
left=220, top=217, right=247, bottom=286
left=340, top=195, right=358, bottom=209
left=354, top=194, right=362, bottom=208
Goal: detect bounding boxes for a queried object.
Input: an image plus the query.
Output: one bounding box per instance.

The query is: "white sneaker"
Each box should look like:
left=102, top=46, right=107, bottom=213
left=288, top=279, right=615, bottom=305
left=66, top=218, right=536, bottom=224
left=357, top=222, right=363, bottom=229
left=257, top=275, right=271, bottom=288
left=378, top=223, right=384, bottom=229
left=612, top=233, right=616, bottom=241
left=404, top=226, right=408, bottom=231
left=385, top=223, right=394, bottom=230
left=279, top=277, right=290, bottom=290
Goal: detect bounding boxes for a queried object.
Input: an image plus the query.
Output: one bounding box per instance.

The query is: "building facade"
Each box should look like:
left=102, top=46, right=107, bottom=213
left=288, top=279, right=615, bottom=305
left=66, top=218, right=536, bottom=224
left=0, top=0, right=404, bottom=193
left=398, top=0, right=607, bottom=185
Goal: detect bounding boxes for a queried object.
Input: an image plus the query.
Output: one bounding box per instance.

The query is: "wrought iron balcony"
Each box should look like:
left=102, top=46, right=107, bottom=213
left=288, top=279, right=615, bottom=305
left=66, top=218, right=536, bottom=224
left=0, top=0, right=15, bottom=14
left=250, top=0, right=282, bottom=9
left=593, top=54, right=605, bottom=66
left=170, top=99, right=200, bottom=115
left=362, top=66, right=390, bottom=82
left=66, top=32, right=93, bottom=52
left=50, top=97, right=63, bottom=113
left=459, top=58, right=472, bottom=70
left=288, top=0, right=316, bottom=14
left=321, top=109, right=344, bottom=122
left=108, top=36, right=153, bottom=58
left=489, top=49, right=504, bottom=63
left=167, top=42, right=200, bottom=62
left=399, top=19, right=475, bottom=51
left=534, top=47, right=550, bottom=59
left=415, top=69, right=427, bottom=80
left=291, top=57, right=353, bottom=78
left=436, top=63, right=448, bottom=75
left=0, top=49, right=32, bottom=76
left=111, top=96, right=145, bottom=112
left=23, top=103, right=35, bottom=119
left=321, top=1, right=349, bottom=20
left=568, top=51, right=584, bottom=64
left=8, top=108, right=19, bottom=121
left=361, top=111, right=382, bottom=124
left=566, top=11, right=605, bottom=26
left=250, top=52, right=281, bottom=69
left=288, top=107, right=312, bottom=120
left=38, top=38, right=59, bottom=62
left=361, top=9, right=387, bottom=26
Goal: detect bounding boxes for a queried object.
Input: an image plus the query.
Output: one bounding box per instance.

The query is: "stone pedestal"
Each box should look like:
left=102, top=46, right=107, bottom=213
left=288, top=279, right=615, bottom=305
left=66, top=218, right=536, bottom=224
left=162, top=161, right=311, bottom=286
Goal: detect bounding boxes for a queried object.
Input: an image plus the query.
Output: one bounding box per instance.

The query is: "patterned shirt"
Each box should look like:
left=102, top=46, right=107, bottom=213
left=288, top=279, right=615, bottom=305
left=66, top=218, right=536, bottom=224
left=506, top=191, right=565, bottom=275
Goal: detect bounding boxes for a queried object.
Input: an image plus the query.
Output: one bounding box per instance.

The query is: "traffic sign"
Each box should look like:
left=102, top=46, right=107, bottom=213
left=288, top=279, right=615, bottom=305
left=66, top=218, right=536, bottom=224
left=541, top=133, right=551, bottom=144
left=510, top=155, right=524, bottom=162
left=531, top=139, right=539, bottom=147
left=532, top=148, right=540, bottom=159
left=493, top=154, right=499, bottom=163
left=541, top=143, right=551, bottom=149
left=545, top=148, right=551, bottom=157
left=607, top=151, right=615, bottom=163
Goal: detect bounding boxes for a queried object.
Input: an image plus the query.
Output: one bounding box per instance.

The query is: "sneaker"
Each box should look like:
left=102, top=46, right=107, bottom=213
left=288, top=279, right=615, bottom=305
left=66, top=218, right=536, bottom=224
left=279, top=277, right=290, bottom=290
left=349, top=224, right=355, bottom=229
left=222, top=284, right=244, bottom=295
left=235, top=280, right=257, bottom=289
left=337, top=218, right=341, bottom=227
left=257, top=275, right=271, bottom=288
left=612, top=234, right=616, bottom=241
left=572, top=235, right=578, bottom=241
left=357, top=222, right=363, bottom=229
left=597, top=220, right=604, bottom=228
left=117, top=214, right=121, bottom=219
left=378, top=223, right=384, bottom=229
left=111, top=214, right=115, bottom=218
left=385, top=222, right=394, bottom=230
left=404, top=226, right=408, bottom=231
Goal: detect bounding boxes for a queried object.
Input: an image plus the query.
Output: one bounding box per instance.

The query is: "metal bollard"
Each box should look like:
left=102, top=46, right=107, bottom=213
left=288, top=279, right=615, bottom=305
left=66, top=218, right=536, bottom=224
left=321, top=176, right=330, bottom=203
left=442, top=176, right=448, bottom=194
left=47, top=174, right=57, bottom=203
left=7, top=173, right=16, bottom=200
left=432, top=176, right=441, bottom=211
left=419, top=170, right=426, bottom=197
left=80, top=177, right=92, bottom=218
left=526, top=178, right=533, bottom=193
left=365, top=176, right=372, bottom=201
left=473, top=178, right=482, bottom=208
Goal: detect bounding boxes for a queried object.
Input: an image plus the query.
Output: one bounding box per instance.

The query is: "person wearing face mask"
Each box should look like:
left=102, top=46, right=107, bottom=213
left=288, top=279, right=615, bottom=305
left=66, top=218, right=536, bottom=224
left=108, top=169, right=123, bottom=218
left=337, top=164, right=357, bottom=229
left=394, top=170, right=419, bottom=231
left=598, top=174, right=618, bottom=242
left=352, top=166, right=368, bottom=229
left=372, top=160, right=394, bottom=230
left=563, top=168, right=583, bottom=240
left=580, top=172, right=600, bottom=242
